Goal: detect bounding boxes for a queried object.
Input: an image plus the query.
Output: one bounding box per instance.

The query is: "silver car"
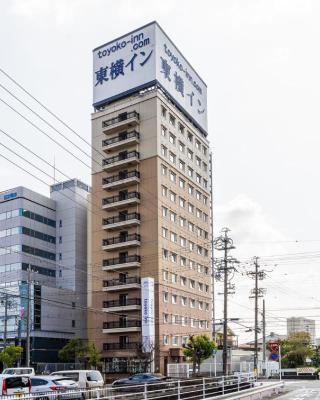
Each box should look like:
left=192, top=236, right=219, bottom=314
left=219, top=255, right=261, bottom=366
left=31, top=375, right=81, bottom=400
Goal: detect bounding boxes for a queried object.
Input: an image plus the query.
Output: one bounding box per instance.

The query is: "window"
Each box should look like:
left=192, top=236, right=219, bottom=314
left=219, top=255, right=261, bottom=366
left=162, top=206, right=168, bottom=217
left=163, top=270, right=169, bottom=281
left=180, top=237, right=186, bottom=247
left=203, top=196, right=208, bottom=205
left=178, top=123, right=184, bottom=134
left=172, top=294, right=177, bottom=304
left=179, top=217, right=186, bottom=227
left=163, top=335, right=169, bottom=345
left=162, top=227, right=168, bottom=238
left=169, top=191, right=176, bottom=202
left=188, top=185, right=194, bottom=195
left=196, top=191, right=202, bottom=201
left=196, top=174, right=201, bottom=184
left=169, top=152, right=176, bottom=164
left=161, top=145, right=167, bottom=157
left=205, top=285, right=209, bottom=293
left=179, top=178, right=185, bottom=189
left=72, top=320, right=75, bottom=328
left=171, top=252, right=177, bottom=262
left=182, top=316, right=187, bottom=326
left=203, top=179, right=208, bottom=189
left=59, top=253, right=62, bottom=261
left=188, top=167, right=193, bottom=178
left=202, top=146, right=207, bottom=156
left=179, top=141, right=185, bottom=153
left=188, top=222, right=194, bottom=232
left=187, top=149, right=193, bottom=160
left=188, top=203, right=194, bottom=214
left=162, top=249, right=169, bottom=260
left=169, top=133, right=176, bottom=145
left=181, top=296, right=187, bottom=306
left=196, top=156, right=201, bottom=167
left=172, top=336, right=179, bottom=346
left=197, top=227, right=202, bottom=237
left=59, top=236, right=62, bottom=244
left=170, top=171, right=176, bottom=182
left=205, top=303, right=210, bottom=311
left=169, top=114, right=175, bottom=126
left=197, top=245, right=202, bottom=255
left=172, top=273, right=178, bottom=284
left=162, top=185, right=167, bottom=197
left=179, top=159, right=185, bottom=171
left=189, top=241, right=195, bottom=251
left=179, top=197, right=185, bottom=208
left=172, top=314, right=178, bottom=324
left=59, top=220, right=62, bottom=227
left=161, top=125, right=167, bottom=137
left=191, top=318, right=196, bottom=328
left=190, top=298, right=196, bottom=308
left=182, top=336, right=189, bottom=345
left=190, top=280, right=195, bottom=289
left=195, top=139, right=201, bottom=150
left=163, top=313, right=169, bottom=323
left=170, top=232, right=177, bottom=243
left=59, top=269, right=62, bottom=277
left=163, top=291, right=169, bottom=302
left=170, top=211, right=177, bottom=222
left=161, top=106, right=167, bottom=117
left=161, top=164, right=167, bottom=175
left=203, top=162, right=207, bottom=172
left=180, top=257, right=187, bottom=267
left=187, top=132, right=193, bottom=143
left=72, top=302, right=76, bottom=309
left=203, top=213, right=208, bottom=222
left=196, top=209, right=202, bottom=218
left=199, top=283, right=204, bottom=292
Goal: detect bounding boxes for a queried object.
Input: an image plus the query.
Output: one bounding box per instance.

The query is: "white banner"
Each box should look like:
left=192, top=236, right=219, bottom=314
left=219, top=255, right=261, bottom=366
left=141, top=277, right=155, bottom=353
left=93, top=22, right=207, bottom=134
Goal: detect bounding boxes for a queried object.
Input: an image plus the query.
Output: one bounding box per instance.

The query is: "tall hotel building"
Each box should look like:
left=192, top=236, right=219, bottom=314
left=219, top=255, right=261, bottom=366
left=89, top=22, right=213, bottom=375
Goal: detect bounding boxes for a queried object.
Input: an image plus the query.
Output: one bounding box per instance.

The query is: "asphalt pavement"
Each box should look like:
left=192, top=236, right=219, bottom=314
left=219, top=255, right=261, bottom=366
left=274, top=380, right=320, bottom=399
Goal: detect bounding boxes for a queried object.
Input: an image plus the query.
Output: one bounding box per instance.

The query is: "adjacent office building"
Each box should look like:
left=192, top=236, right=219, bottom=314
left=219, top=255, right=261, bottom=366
left=0, top=179, right=90, bottom=364
left=287, top=317, right=316, bottom=344
left=88, top=22, right=213, bottom=375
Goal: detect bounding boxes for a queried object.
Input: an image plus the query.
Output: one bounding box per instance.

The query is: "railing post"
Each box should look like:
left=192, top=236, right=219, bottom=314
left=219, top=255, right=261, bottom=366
left=202, top=377, right=206, bottom=399
left=177, top=379, right=181, bottom=400
left=238, top=375, right=240, bottom=392
left=144, top=382, right=148, bottom=400
left=222, top=376, right=224, bottom=395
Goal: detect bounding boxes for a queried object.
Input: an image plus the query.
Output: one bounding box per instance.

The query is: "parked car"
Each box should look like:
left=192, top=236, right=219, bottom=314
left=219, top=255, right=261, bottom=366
left=0, top=374, right=32, bottom=396
left=50, top=371, right=104, bottom=389
left=2, top=367, right=35, bottom=377
left=31, top=375, right=80, bottom=400
left=112, top=373, right=172, bottom=391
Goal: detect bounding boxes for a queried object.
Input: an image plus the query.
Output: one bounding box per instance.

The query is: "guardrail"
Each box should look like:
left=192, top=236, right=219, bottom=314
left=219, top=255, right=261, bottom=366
left=2, top=373, right=264, bottom=400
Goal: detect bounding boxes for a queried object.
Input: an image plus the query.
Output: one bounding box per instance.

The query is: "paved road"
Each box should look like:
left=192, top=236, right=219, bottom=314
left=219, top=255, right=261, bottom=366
left=274, top=380, right=320, bottom=399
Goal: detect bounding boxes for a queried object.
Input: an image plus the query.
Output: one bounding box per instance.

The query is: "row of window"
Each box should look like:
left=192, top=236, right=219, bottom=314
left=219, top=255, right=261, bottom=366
left=162, top=228, right=209, bottom=257
left=161, top=105, right=208, bottom=156
left=163, top=270, right=210, bottom=292
left=161, top=184, right=208, bottom=208
left=0, top=262, right=56, bottom=277
left=163, top=314, right=210, bottom=326
left=161, top=163, right=208, bottom=191
left=0, top=244, right=56, bottom=261
left=0, top=226, right=56, bottom=244
left=162, top=248, right=210, bottom=275
left=163, top=289, right=210, bottom=306
left=162, top=206, right=209, bottom=239
left=0, top=208, right=56, bottom=227
left=163, top=328, right=210, bottom=346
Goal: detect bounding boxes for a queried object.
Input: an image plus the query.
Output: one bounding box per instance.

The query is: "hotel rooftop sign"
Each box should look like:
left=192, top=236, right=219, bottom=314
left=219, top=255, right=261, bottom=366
left=93, top=21, right=208, bottom=135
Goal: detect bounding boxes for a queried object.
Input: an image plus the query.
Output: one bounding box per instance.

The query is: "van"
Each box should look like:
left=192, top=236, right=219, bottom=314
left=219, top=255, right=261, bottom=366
left=2, top=367, right=35, bottom=377
left=50, top=370, right=104, bottom=389
left=0, top=374, right=32, bottom=396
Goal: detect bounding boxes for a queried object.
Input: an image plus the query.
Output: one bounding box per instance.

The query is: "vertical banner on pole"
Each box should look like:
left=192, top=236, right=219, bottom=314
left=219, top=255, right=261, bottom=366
left=141, top=277, right=155, bottom=353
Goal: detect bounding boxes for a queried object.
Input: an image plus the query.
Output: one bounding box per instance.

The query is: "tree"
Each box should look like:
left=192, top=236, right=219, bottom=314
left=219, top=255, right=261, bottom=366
left=183, top=335, right=217, bottom=374
left=58, top=338, right=87, bottom=363
left=311, top=346, right=320, bottom=367
left=280, top=332, right=313, bottom=368
left=87, top=343, right=101, bottom=369
left=0, top=345, right=23, bottom=368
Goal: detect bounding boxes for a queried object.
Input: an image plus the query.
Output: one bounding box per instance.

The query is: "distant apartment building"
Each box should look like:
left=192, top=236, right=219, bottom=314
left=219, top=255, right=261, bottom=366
left=88, top=22, right=213, bottom=375
left=287, top=317, right=316, bottom=344
left=0, top=179, right=90, bottom=364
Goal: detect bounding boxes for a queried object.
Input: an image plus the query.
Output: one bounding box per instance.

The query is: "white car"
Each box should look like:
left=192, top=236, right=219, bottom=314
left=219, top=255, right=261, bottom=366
left=2, top=367, right=35, bottom=377
left=50, top=371, right=104, bottom=389
left=0, top=374, right=32, bottom=396
left=31, top=375, right=80, bottom=400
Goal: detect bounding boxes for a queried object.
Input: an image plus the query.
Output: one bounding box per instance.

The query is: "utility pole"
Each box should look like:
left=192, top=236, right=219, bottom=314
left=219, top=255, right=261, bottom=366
left=248, top=257, right=266, bottom=376
left=26, top=267, right=32, bottom=367
left=213, top=228, right=239, bottom=376
left=262, top=299, right=266, bottom=376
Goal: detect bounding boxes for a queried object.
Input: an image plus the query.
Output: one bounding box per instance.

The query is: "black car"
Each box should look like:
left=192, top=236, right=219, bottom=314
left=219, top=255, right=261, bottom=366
left=112, top=373, right=172, bottom=391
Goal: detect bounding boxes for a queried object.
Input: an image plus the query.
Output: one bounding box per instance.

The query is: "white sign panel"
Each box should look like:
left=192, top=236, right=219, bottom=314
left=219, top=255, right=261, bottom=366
left=93, top=22, right=207, bottom=134
left=141, top=277, right=155, bottom=353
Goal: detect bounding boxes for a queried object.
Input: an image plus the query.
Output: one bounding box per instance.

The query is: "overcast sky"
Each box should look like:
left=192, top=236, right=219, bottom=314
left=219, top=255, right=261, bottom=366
left=1, top=0, right=320, bottom=343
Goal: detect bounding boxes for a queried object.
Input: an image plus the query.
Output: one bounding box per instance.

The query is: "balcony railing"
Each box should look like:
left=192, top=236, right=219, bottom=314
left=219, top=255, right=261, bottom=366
left=103, top=342, right=140, bottom=350
left=103, top=320, right=142, bottom=329
left=102, top=131, right=139, bottom=147
left=103, top=298, right=141, bottom=308
left=102, top=111, right=139, bottom=128
left=102, top=234, right=141, bottom=247
left=102, top=171, right=140, bottom=185
left=102, top=151, right=139, bottom=166
left=103, top=276, right=141, bottom=288
left=103, top=212, right=140, bottom=226
left=103, top=255, right=141, bottom=267
left=102, top=192, right=140, bottom=206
